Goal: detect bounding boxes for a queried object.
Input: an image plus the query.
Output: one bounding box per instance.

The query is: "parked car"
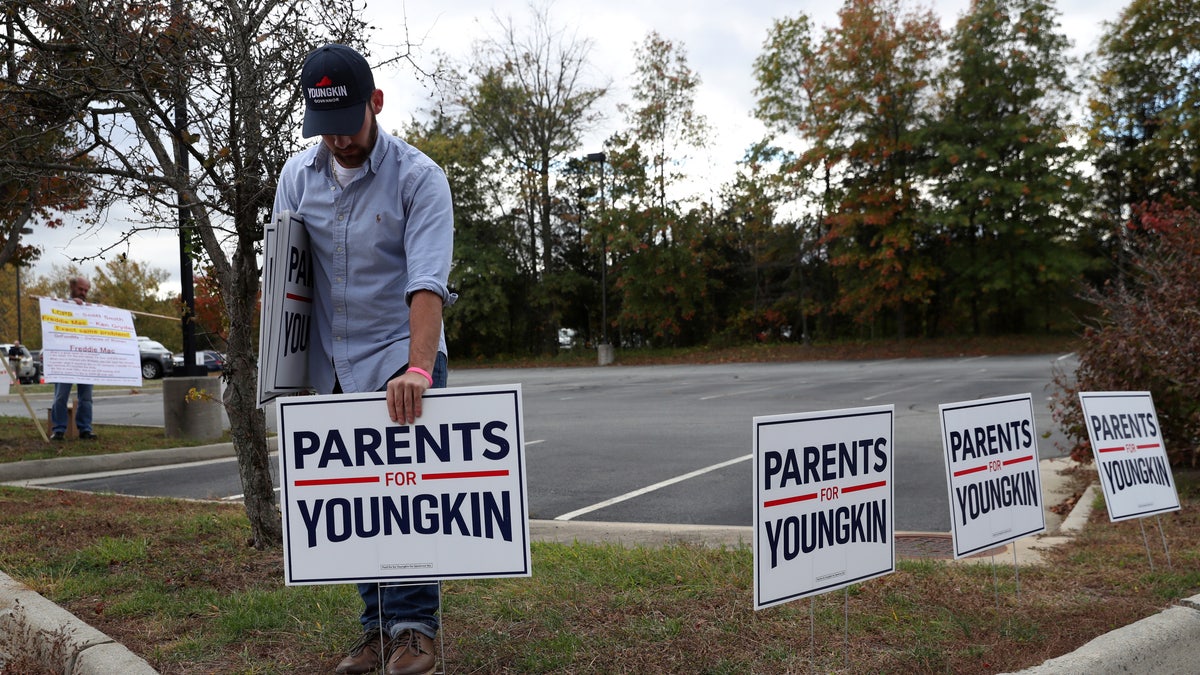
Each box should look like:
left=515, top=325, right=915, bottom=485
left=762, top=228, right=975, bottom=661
left=2, top=343, right=37, bottom=384
left=29, top=349, right=43, bottom=381
left=172, top=349, right=226, bottom=373
left=137, top=336, right=175, bottom=379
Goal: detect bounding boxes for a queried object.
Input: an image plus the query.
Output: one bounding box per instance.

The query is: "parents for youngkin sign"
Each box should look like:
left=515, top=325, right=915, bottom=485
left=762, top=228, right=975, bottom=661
left=939, top=394, right=1046, bottom=559
left=1078, top=391, right=1179, bottom=522
left=276, top=384, right=531, bottom=585
left=752, top=405, right=895, bottom=610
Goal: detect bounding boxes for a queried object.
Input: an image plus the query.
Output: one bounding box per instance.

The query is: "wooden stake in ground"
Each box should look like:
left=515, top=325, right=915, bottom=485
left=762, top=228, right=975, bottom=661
left=3, top=357, right=48, bottom=443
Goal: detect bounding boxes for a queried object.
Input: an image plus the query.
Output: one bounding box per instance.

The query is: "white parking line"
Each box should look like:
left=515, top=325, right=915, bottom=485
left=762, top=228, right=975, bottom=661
left=6, top=455, right=243, bottom=487
left=699, top=386, right=779, bottom=401
left=553, top=454, right=752, bottom=521
left=863, top=378, right=945, bottom=401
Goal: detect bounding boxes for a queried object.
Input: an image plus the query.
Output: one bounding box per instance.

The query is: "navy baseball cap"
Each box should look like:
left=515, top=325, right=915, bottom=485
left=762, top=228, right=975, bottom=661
left=300, top=44, right=375, bottom=138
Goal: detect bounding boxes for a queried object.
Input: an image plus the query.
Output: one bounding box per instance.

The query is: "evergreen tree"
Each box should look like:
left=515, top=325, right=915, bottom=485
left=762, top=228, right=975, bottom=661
left=1090, top=0, right=1200, bottom=215
left=929, top=0, right=1089, bottom=334
left=1087, top=0, right=1200, bottom=281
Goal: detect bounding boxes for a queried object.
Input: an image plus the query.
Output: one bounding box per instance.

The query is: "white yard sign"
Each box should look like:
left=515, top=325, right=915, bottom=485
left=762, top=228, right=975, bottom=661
left=753, top=405, right=895, bottom=610
left=277, top=384, right=531, bottom=585
left=39, top=297, right=141, bottom=387
left=940, top=394, right=1045, bottom=558
left=257, top=211, right=313, bottom=406
left=1079, top=391, right=1179, bottom=522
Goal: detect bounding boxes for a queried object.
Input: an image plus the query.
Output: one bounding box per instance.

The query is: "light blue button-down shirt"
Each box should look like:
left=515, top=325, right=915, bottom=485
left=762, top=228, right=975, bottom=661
left=273, top=129, right=456, bottom=394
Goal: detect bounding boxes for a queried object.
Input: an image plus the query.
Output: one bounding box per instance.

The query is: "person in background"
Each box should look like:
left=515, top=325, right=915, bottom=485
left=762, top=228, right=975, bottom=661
left=50, top=275, right=98, bottom=441
left=6, top=342, right=22, bottom=382
left=273, top=43, right=456, bottom=675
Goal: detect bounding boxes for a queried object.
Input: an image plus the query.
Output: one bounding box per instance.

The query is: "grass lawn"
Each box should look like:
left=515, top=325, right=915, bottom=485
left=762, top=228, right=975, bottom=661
left=0, top=411, right=230, bottom=464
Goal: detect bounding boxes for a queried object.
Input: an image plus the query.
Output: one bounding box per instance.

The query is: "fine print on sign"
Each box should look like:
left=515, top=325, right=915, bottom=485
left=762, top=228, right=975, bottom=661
left=752, top=405, right=895, bottom=611
left=1079, top=391, right=1179, bottom=522
left=939, top=394, right=1045, bottom=559
left=277, top=384, right=531, bottom=586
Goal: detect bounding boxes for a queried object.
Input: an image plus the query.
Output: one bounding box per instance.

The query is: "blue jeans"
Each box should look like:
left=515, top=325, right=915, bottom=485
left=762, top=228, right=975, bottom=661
left=359, top=352, right=447, bottom=638
left=51, top=383, right=93, bottom=434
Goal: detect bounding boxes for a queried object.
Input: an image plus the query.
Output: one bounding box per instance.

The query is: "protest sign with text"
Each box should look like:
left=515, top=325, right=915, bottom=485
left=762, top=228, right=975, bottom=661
left=753, top=405, right=895, bottom=610
left=1079, top=391, right=1179, bottom=522
left=277, top=384, right=530, bottom=585
left=39, top=297, right=141, bottom=387
left=940, top=394, right=1045, bottom=558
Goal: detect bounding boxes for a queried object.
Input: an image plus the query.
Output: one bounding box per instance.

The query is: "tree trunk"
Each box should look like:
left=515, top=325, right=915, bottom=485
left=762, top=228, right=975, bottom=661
left=223, top=236, right=281, bottom=549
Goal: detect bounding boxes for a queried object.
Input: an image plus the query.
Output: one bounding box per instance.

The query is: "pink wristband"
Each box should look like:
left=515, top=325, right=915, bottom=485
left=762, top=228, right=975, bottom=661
left=406, top=366, right=434, bottom=386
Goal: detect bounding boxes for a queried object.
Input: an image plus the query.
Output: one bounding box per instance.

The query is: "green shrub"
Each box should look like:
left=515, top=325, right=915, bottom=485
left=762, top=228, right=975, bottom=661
left=1050, top=197, right=1200, bottom=468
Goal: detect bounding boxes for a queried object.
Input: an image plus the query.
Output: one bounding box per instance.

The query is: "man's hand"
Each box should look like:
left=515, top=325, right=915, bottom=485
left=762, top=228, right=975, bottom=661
left=386, top=370, right=430, bottom=424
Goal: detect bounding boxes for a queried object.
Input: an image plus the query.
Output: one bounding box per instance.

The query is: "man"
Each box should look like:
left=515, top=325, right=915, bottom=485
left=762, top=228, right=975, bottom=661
left=50, top=276, right=98, bottom=441
left=6, top=342, right=23, bottom=383
left=273, top=44, right=456, bottom=675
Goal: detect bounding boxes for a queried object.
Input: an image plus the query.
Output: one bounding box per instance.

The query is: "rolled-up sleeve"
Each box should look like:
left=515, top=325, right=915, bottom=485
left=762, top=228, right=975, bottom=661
left=402, top=163, right=457, bottom=307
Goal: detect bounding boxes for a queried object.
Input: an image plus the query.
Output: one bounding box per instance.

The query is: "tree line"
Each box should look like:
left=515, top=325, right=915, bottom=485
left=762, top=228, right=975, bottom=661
left=408, top=0, right=1197, bottom=356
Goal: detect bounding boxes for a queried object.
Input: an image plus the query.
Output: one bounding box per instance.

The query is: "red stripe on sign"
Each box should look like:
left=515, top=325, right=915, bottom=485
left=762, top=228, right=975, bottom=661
left=422, top=470, right=510, bottom=480
left=285, top=292, right=313, bottom=303
left=294, top=476, right=380, bottom=487
left=842, top=480, right=887, bottom=494
left=953, top=464, right=988, bottom=477
left=1097, top=446, right=1126, bottom=453
left=1003, top=455, right=1035, bottom=467
left=1138, top=443, right=1161, bottom=450
left=763, top=492, right=818, bottom=508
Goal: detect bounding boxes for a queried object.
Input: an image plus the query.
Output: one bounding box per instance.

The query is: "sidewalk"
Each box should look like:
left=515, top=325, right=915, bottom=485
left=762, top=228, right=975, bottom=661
left=2, top=448, right=1197, bottom=674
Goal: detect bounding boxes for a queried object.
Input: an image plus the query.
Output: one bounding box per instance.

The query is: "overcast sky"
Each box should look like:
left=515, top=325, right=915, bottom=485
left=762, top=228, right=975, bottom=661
left=26, top=0, right=1128, bottom=295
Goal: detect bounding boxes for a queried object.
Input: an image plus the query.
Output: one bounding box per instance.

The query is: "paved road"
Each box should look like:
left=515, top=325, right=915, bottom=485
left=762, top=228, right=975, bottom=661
left=2, top=380, right=232, bottom=429
left=4, top=354, right=1077, bottom=532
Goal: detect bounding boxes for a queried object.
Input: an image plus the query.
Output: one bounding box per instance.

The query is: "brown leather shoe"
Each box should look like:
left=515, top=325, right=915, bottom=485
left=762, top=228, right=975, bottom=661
left=335, top=629, right=386, bottom=674
left=385, top=629, right=436, bottom=675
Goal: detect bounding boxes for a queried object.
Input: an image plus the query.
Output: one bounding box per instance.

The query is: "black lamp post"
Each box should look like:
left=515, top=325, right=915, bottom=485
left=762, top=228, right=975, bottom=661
left=173, top=0, right=202, bottom=377
left=585, top=152, right=608, bottom=347
left=15, top=226, right=32, bottom=343
left=15, top=263, right=21, bottom=344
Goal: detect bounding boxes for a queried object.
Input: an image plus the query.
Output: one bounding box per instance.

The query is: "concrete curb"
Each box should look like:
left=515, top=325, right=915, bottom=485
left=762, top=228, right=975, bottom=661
left=0, top=571, right=157, bottom=674
left=1059, top=483, right=1099, bottom=535
left=0, top=444, right=233, bottom=482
